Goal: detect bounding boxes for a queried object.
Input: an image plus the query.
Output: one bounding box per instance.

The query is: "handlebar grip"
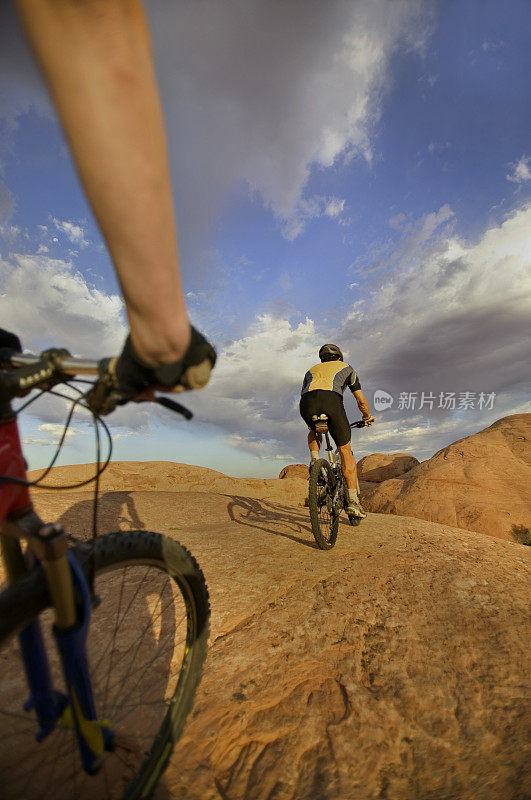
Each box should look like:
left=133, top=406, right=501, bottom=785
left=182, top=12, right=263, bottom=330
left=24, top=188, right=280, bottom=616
left=155, top=396, right=193, bottom=420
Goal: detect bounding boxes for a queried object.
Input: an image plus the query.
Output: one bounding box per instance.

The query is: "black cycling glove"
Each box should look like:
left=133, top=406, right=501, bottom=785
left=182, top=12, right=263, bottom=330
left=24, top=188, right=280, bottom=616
left=114, top=326, right=216, bottom=396
left=89, top=326, right=217, bottom=414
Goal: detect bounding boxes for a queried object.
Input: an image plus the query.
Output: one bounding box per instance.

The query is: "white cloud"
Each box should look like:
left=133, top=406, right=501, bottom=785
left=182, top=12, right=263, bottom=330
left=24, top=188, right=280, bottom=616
left=324, top=197, right=346, bottom=217
left=278, top=194, right=348, bottom=239
left=388, top=212, right=409, bottom=229
left=39, top=422, right=75, bottom=437
left=506, top=155, right=531, bottom=184
left=22, top=422, right=83, bottom=447
left=182, top=313, right=322, bottom=457
left=52, top=217, right=89, bottom=248
left=226, top=434, right=293, bottom=461
left=342, top=203, right=531, bottom=398
left=9, top=204, right=530, bottom=467
left=1, top=1, right=434, bottom=256
left=0, top=251, right=126, bottom=355
left=188, top=203, right=531, bottom=462
left=0, top=222, right=20, bottom=241
left=22, top=436, right=60, bottom=447
left=148, top=0, right=434, bottom=245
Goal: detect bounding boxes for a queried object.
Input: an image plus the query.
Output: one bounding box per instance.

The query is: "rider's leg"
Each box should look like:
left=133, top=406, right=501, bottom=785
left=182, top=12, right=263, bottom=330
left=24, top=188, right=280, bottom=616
left=337, top=442, right=358, bottom=496
left=337, top=442, right=366, bottom=517
left=308, top=430, right=322, bottom=463
left=16, top=0, right=190, bottom=367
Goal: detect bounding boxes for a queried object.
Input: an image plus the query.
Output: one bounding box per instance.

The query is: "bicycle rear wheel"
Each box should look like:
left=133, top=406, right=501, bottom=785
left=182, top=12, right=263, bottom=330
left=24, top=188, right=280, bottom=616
left=308, top=459, right=339, bottom=550
left=0, top=531, right=209, bottom=800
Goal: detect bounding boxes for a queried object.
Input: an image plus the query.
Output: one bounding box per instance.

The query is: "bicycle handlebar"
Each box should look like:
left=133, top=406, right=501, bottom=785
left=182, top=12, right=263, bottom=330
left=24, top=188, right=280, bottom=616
left=350, top=417, right=375, bottom=428
left=9, top=352, right=99, bottom=375
left=4, top=349, right=193, bottom=419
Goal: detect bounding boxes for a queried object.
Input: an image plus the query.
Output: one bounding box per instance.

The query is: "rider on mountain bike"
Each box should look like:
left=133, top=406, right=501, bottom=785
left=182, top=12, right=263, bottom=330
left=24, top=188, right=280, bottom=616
left=300, top=344, right=374, bottom=519
left=14, top=0, right=216, bottom=402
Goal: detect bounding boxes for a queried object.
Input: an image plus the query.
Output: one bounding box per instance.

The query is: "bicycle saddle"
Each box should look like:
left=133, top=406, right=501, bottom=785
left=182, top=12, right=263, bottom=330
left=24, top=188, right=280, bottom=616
left=311, top=413, right=329, bottom=434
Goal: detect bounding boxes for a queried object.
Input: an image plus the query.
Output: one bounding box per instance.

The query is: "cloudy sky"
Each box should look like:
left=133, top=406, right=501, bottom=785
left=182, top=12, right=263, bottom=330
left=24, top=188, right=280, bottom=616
left=1, top=0, right=530, bottom=477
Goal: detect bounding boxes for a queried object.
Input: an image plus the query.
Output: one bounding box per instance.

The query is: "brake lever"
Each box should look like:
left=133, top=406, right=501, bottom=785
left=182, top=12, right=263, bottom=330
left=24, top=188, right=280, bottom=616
left=155, top=396, right=193, bottom=420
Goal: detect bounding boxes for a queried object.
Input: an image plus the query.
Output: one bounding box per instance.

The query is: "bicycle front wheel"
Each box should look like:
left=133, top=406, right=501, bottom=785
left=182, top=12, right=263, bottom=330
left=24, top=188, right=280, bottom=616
left=308, top=459, right=339, bottom=550
left=0, top=531, right=210, bottom=800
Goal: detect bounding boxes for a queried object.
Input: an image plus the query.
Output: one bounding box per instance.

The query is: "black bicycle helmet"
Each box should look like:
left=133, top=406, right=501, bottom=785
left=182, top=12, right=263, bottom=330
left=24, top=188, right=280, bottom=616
left=319, top=343, right=343, bottom=362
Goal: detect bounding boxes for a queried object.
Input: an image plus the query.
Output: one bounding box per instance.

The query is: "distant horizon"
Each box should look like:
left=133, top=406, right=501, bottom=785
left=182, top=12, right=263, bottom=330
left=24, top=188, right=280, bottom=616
left=23, top=409, right=528, bottom=480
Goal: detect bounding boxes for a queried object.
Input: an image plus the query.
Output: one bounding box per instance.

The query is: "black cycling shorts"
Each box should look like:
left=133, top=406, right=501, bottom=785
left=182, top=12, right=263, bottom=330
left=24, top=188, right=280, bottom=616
left=299, top=389, right=351, bottom=447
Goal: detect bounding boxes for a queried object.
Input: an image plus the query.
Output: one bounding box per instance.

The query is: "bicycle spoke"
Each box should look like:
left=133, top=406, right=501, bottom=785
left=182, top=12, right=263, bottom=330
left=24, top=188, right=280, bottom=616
left=0, top=533, right=209, bottom=800
left=102, top=620, right=186, bottom=712
left=100, top=560, right=128, bottom=709
left=93, top=592, right=181, bottom=687
left=91, top=564, right=152, bottom=676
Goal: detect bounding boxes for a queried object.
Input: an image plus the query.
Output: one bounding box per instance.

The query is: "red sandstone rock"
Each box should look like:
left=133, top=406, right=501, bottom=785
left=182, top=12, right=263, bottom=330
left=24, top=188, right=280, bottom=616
left=362, top=413, right=531, bottom=542
left=24, top=477, right=530, bottom=800
left=16, top=416, right=529, bottom=798
left=357, top=452, right=420, bottom=482
left=279, top=464, right=308, bottom=480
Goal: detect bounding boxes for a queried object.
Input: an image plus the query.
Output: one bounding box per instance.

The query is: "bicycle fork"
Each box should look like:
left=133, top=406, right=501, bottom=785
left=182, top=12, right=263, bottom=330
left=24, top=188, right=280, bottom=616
left=1, top=512, right=114, bottom=774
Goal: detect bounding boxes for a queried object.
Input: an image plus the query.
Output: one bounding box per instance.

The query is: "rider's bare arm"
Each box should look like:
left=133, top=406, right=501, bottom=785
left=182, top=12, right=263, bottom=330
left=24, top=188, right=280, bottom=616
left=353, top=389, right=374, bottom=423
left=16, top=0, right=190, bottom=368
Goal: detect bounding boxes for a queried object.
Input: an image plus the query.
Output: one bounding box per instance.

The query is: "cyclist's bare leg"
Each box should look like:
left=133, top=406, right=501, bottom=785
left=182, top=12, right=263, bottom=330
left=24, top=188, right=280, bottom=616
left=307, top=430, right=322, bottom=463
left=337, top=442, right=358, bottom=497
left=16, top=0, right=189, bottom=367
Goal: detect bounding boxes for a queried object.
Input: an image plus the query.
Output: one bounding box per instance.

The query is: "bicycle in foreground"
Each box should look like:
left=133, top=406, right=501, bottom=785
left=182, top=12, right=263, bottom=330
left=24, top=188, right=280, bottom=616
left=0, top=346, right=210, bottom=800
left=308, top=415, right=371, bottom=550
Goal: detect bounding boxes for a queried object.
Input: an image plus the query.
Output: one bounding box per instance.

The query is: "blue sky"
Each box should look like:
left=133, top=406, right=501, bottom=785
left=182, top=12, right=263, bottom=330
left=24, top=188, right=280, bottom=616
left=1, top=0, right=530, bottom=477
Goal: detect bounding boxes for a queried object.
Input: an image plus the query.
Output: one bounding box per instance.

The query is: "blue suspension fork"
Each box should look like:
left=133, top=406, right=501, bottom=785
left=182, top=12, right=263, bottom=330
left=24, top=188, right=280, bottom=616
left=53, top=552, right=114, bottom=773
left=16, top=520, right=114, bottom=774
left=18, top=619, right=69, bottom=741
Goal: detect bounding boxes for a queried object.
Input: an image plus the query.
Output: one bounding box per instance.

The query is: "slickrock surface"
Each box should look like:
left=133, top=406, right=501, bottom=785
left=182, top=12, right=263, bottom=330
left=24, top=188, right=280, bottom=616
left=28, top=460, right=308, bottom=510
left=27, top=462, right=530, bottom=800
left=357, top=452, right=420, bottom=482
left=362, top=414, right=531, bottom=542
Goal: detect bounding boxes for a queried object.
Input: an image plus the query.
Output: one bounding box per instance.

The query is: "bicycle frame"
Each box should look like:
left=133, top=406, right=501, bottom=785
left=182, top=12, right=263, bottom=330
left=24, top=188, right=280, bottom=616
left=0, top=362, right=114, bottom=773
left=316, top=419, right=364, bottom=505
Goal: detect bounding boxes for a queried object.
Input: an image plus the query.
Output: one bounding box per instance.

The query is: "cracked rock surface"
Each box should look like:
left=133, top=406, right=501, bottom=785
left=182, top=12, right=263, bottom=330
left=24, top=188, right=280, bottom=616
left=31, top=462, right=530, bottom=800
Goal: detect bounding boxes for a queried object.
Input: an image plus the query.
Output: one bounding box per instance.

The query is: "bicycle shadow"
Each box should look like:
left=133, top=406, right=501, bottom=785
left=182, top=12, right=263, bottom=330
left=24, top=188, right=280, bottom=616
left=225, top=495, right=321, bottom=550
left=57, top=491, right=146, bottom=542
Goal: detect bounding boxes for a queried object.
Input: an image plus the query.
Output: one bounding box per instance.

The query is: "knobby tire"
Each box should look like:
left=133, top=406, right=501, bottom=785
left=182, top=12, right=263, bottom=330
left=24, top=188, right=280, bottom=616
left=308, top=459, right=339, bottom=550
left=0, top=530, right=210, bottom=800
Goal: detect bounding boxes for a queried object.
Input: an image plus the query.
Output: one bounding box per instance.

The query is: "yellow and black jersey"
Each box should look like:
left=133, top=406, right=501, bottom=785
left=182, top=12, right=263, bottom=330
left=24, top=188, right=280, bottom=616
left=301, top=361, right=361, bottom=396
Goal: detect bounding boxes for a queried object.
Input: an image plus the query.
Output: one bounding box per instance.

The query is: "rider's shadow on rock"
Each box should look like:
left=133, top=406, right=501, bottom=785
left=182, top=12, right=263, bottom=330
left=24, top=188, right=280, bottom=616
left=226, top=495, right=320, bottom=550
left=58, top=491, right=146, bottom=542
